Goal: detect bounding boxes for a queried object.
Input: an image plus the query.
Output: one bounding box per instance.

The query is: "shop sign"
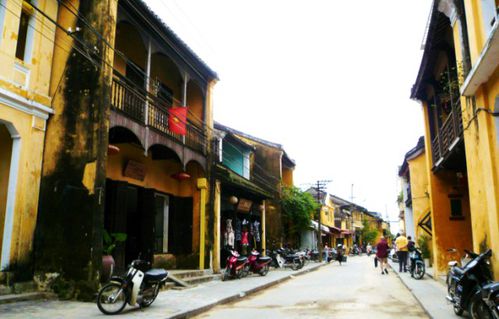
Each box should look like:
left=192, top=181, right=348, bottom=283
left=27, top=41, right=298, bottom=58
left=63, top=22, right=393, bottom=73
left=124, top=160, right=146, bottom=181
left=237, top=198, right=252, bottom=212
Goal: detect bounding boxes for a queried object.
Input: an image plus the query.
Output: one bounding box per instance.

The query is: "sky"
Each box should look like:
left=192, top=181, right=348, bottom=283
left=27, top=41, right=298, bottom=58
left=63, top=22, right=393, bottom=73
left=143, top=0, right=433, bottom=231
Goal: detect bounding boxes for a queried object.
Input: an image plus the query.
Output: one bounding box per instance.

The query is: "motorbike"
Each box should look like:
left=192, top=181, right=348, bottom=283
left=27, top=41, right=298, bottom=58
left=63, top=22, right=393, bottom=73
left=409, top=248, right=425, bottom=280
left=269, top=248, right=303, bottom=270
left=243, top=250, right=272, bottom=276
left=446, top=249, right=493, bottom=316
left=221, top=249, right=248, bottom=281
left=469, top=281, right=499, bottom=319
left=97, top=258, right=168, bottom=315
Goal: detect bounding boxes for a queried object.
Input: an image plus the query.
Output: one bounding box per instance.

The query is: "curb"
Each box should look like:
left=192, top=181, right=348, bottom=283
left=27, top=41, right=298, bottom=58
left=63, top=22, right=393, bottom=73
left=387, top=263, right=434, bottom=319
left=0, top=292, right=57, bottom=305
left=167, top=263, right=325, bottom=319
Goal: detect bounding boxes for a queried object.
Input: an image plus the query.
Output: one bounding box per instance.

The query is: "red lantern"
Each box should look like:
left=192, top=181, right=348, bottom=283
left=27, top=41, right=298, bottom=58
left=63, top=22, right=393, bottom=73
left=171, top=172, right=191, bottom=181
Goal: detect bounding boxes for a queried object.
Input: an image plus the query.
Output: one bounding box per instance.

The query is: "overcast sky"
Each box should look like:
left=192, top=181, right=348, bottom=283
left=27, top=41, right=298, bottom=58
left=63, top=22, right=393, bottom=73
left=144, top=0, right=432, bottom=230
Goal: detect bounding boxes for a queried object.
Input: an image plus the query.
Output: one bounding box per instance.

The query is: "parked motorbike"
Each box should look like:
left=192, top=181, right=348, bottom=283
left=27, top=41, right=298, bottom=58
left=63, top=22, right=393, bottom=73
left=468, top=281, right=499, bottom=319
left=269, top=248, right=303, bottom=270
left=221, top=249, right=248, bottom=281
left=304, top=248, right=320, bottom=262
left=446, top=249, right=493, bottom=316
left=409, top=248, right=425, bottom=280
left=97, top=258, right=168, bottom=315
left=243, top=250, right=272, bottom=276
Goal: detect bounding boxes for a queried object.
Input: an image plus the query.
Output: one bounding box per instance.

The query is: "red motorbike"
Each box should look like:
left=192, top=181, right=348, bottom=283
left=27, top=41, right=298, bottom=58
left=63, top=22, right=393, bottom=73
left=243, top=250, right=272, bottom=277
left=221, top=249, right=248, bottom=281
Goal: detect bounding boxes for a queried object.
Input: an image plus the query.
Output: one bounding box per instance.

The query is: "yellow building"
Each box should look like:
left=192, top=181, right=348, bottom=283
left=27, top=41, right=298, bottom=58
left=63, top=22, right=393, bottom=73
left=411, top=0, right=498, bottom=278
left=0, top=0, right=57, bottom=276
left=31, top=0, right=217, bottom=295
left=400, top=137, right=433, bottom=262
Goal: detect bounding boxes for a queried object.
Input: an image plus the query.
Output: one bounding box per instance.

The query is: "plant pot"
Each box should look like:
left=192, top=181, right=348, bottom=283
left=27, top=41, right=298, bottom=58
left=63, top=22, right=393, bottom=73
left=102, top=255, right=115, bottom=282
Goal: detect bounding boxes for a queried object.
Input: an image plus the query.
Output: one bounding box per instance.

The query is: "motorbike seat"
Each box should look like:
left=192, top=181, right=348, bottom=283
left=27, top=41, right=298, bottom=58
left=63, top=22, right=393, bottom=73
left=144, top=269, right=168, bottom=282
left=237, top=257, right=248, bottom=262
left=258, top=256, right=272, bottom=262
left=451, top=266, right=465, bottom=276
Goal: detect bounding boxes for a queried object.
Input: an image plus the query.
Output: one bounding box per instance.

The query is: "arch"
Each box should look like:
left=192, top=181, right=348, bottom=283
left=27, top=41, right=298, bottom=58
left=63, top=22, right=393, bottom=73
left=109, top=126, right=144, bottom=150
left=148, top=144, right=182, bottom=163
left=114, top=21, right=148, bottom=81
left=0, top=120, right=21, bottom=270
left=150, top=52, right=182, bottom=105
left=185, top=159, right=206, bottom=177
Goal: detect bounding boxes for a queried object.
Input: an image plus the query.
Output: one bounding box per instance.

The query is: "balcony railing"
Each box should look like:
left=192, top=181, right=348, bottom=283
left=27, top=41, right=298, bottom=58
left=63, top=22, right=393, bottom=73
left=111, top=74, right=206, bottom=154
left=431, top=100, right=463, bottom=166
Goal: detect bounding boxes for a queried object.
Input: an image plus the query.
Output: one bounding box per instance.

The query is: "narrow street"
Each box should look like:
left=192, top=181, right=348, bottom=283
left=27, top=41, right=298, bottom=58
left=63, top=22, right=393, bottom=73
left=195, top=256, right=429, bottom=319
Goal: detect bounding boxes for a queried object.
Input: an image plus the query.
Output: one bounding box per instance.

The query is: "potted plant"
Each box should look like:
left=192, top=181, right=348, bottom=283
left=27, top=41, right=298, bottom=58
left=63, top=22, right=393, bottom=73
left=102, top=230, right=127, bottom=281
left=417, top=235, right=431, bottom=268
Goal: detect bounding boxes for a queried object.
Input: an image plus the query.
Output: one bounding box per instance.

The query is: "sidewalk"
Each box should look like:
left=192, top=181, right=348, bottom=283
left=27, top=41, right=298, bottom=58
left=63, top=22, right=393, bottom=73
left=0, top=262, right=325, bottom=319
left=387, top=259, right=456, bottom=319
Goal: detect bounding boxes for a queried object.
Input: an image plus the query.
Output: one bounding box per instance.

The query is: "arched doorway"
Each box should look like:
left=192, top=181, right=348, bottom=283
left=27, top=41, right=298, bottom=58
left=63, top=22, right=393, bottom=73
left=0, top=121, right=21, bottom=270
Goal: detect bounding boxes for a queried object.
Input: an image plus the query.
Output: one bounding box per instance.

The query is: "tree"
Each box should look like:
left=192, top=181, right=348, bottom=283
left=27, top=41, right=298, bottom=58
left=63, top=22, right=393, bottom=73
left=361, top=219, right=379, bottom=245
left=280, top=186, right=319, bottom=243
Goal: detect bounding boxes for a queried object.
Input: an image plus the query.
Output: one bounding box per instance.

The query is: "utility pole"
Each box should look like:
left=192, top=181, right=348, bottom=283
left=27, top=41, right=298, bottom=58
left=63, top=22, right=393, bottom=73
left=315, top=180, right=331, bottom=262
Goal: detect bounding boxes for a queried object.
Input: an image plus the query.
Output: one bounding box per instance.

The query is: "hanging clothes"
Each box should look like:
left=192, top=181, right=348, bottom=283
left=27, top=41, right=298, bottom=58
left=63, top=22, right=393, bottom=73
left=224, top=219, right=235, bottom=248
left=253, top=220, right=261, bottom=242
left=235, top=218, right=242, bottom=241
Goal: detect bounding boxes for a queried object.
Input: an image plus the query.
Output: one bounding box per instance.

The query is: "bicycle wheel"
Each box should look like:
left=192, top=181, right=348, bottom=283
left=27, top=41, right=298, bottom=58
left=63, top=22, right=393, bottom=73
left=97, top=282, right=127, bottom=315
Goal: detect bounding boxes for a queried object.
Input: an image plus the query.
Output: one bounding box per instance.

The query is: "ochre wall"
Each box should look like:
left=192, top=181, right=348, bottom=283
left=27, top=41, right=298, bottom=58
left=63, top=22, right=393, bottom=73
left=422, top=102, right=473, bottom=276
left=0, top=0, right=57, bottom=268
left=106, top=143, right=204, bottom=252
left=457, top=0, right=499, bottom=279
left=282, top=167, right=293, bottom=187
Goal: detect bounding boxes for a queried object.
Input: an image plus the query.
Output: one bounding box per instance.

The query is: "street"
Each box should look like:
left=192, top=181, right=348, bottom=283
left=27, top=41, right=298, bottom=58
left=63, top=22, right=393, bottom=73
left=195, top=256, right=428, bottom=319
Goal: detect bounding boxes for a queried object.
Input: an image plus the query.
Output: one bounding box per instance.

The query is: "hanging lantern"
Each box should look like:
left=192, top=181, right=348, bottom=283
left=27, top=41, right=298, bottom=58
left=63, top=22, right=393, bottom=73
left=171, top=171, right=191, bottom=181
left=107, top=144, right=120, bottom=155
left=229, top=196, right=238, bottom=205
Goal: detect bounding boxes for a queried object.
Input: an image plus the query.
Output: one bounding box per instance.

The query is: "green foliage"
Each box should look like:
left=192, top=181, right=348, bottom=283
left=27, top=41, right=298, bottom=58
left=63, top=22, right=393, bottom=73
left=103, top=230, right=127, bottom=255
left=417, top=235, right=431, bottom=259
left=280, top=186, right=319, bottom=239
left=361, top=219, right=379, bottom=245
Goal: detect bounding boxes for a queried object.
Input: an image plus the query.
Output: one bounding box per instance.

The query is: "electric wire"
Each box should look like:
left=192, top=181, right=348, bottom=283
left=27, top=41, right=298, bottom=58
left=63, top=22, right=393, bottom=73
left=3, top=0, right=284, bottom=190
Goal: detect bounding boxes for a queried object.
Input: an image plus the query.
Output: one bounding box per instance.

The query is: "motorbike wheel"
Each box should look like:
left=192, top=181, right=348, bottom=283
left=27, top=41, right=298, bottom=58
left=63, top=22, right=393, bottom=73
left=140, top=284, right=160, bottom=308
left=291, top=258, right=300, bottom=271
left=468, top=291, right=493, bottom=319
left=242, top=264, right=250, bottom=278
left=236, top=267, right=244, bottom=279
left=221, top=267, right=230, bottom=281
left=259, top=264, right=269, bottom=276
left=413, top=261, right=425, bottom=280
left=453, top=304, right=464, bottom=316
left=97, top=282, right=127, bottom=315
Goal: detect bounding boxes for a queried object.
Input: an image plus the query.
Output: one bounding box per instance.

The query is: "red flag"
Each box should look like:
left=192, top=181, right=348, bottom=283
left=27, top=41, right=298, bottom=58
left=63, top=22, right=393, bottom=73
left=168, top=106, right=187, bottom=135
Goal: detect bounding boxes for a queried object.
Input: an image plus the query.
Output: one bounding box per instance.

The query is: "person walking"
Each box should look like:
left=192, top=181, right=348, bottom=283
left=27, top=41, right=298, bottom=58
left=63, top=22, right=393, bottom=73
left=336, top=244, right=344, bottom=266
left=395, top=232, right=409, bottom=272
left=376, top=236, right=390, bottom=275
left=407, top=236, right=416, bottom=276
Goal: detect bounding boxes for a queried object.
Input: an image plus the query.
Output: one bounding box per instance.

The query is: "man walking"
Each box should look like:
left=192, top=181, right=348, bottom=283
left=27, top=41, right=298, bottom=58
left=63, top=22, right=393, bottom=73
left=395, top=232, right=409, bottom=272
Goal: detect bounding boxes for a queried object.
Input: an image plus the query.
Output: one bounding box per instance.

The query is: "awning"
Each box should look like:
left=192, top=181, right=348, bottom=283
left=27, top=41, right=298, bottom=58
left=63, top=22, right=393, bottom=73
left=328, top=226, right=342, bottom=233
left=341, top=229, right=353, bottom=235
left=311, top=221, right=331, bottom=234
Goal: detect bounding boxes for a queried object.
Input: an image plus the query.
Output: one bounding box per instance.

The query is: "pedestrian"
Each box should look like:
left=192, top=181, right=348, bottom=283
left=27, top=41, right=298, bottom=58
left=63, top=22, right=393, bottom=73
left=395, top=232, right=409, bottom=272
left=376, top=236, right=389, bottom=275
left=324, top=244, right=330, bottom=263
left=336, top=244, right=344, bottom=266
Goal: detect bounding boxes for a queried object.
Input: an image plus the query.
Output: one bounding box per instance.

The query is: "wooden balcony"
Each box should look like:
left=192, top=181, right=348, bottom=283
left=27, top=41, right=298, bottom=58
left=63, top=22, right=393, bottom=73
left=431, top=100, right=463, bottom=168
left=111, top=74, right=206, bottom=154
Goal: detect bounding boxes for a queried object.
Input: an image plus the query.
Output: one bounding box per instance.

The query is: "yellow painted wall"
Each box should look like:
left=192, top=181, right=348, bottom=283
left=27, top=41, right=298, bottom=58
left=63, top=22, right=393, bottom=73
left=106, top=143, right=204, bottom=252
left=282, top=167, right=293, bottom=187
left=0, top=0, right=57, bottom=268
left=455, top=0, right=499, bottom=279
left=407, top=152, right=431, bottom=240
left=422, top=102, right=474, bottom=276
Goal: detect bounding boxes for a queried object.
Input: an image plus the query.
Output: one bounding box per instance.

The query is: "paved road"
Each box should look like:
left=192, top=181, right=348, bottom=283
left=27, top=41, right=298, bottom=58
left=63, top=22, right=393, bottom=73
left=195, top=256, right=429, bottom=319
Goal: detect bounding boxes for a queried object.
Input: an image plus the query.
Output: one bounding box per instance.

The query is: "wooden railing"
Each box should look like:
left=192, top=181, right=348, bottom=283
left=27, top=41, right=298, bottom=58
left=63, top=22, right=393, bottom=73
left=111, top=74, right=206, bottom=154
left=431, top=100, right=463, bottom=166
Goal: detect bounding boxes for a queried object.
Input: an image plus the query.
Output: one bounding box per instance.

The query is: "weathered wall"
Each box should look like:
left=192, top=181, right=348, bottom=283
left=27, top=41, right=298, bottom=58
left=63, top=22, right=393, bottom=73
left=408, top=152, right=431, bottom=240
left=457, top=0, right=499, bottom=279
left=422, top=102, right=473, bottom=276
